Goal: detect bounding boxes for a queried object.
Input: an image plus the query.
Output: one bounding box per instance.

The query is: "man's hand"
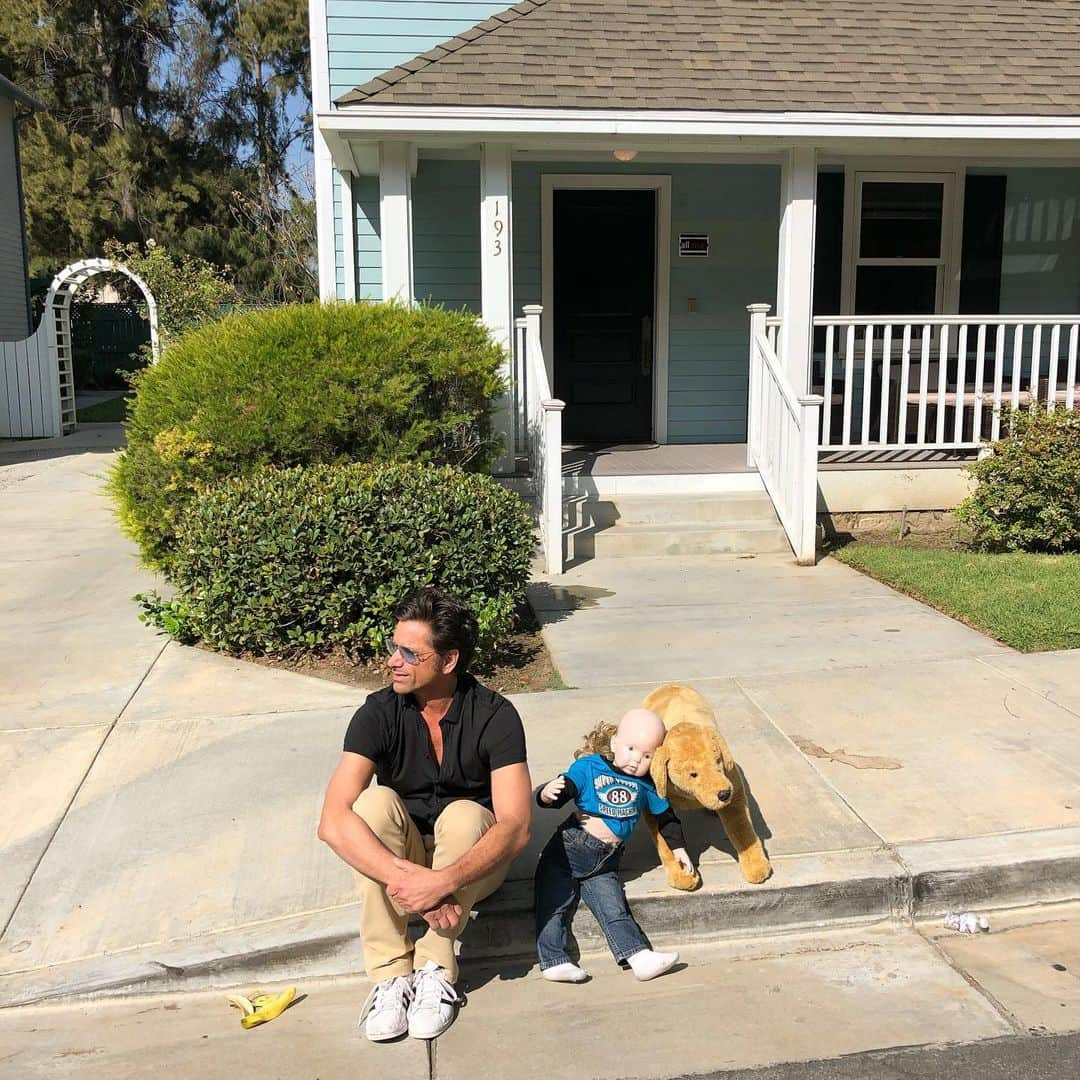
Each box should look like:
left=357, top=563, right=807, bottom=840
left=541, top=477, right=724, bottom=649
left=421, top=897, right=465, bottom=932
left=539, top=776, right=566, bottom=805
left=387, top=858, right=454, bottom=913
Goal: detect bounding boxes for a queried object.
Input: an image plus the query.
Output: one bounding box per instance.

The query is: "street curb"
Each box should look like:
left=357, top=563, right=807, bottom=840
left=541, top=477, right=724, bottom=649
left=2, top=827, right=1077, bottom=1008
left=901, top=828, right=1080, bottom=915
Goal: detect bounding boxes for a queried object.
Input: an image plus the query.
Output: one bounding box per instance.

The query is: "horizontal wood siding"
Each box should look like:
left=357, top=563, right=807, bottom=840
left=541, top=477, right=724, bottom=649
left=0, top=99, right=31, bottom=341
left=669, top=164, right=780, bottom=441
left=335, top=171, right=382, bottom=301
left=353, top=174, right=382, bottom=300
left=512, top=161, right=781, bottom=443
left=325, top=3, right=507, bottom=295
left=412, top=159, right=481, bottom=311
left=326, top=1, right=510, bottom=101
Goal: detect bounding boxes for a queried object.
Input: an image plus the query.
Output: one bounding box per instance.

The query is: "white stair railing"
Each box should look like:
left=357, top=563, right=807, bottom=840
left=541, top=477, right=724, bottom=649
left=521, top=305, right=565, bottom=575
left=746, top=304, right=823, bottom=566
left=813, top=314, right=1080, bottom=450
left=513, top=316, right=528, bottom=454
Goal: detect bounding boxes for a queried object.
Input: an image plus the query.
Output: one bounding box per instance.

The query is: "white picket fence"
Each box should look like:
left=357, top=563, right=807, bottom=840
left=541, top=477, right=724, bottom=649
left=0, top=316, right=64, bottom=438
left=1, top=258, right=159, bottom=440
left=746, top=305, right=822, bottom=565
left=811, top=315, right=1080, bottom=450
left=517, top=304, right=565, bottom=575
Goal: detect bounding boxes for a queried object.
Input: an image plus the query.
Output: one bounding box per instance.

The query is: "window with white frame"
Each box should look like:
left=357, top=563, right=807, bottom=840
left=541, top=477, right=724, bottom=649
left=842, top=172, right=959, bottom=316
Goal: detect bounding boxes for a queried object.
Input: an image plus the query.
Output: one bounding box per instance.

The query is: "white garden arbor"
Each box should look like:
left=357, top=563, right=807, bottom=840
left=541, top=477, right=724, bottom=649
left=0, top=258, right=159, bottom=438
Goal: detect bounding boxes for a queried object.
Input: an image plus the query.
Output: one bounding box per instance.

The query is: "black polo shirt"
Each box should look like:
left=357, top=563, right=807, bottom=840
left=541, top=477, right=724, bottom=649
left=343, top=673, right=528, bottom=835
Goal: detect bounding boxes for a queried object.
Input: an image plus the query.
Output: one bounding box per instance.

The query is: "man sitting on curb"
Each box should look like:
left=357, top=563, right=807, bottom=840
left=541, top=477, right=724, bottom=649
left=318, top=588, right=532, bottom=1041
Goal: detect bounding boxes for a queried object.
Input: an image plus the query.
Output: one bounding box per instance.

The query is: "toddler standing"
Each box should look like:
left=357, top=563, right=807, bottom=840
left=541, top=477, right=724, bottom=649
left=533, top=708, right=694, bottom=982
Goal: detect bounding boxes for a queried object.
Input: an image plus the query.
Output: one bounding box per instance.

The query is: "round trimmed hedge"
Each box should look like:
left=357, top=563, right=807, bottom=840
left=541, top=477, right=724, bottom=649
left=957, top=406, right=1080, bottom=552
left=111, top=302, right=506, bottom=569
left=137, top=461, right=534, bottom=659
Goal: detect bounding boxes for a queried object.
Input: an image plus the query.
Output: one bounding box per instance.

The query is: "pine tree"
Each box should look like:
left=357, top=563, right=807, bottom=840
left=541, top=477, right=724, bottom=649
left=0, top=0, right=314, bottom=300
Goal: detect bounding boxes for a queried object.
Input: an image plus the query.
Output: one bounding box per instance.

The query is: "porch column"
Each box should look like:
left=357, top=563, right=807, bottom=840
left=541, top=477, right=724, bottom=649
left=314, top=130, right=338, bottom=301
left=776, top=146, right=818, bottom=391
left=481, top=142, right=515, bottom=475
left=379, top=141, right=414, bottom=303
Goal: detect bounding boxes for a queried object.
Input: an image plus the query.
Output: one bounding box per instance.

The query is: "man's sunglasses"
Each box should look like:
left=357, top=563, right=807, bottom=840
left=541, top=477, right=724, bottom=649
left=384, top=635, right=435, bottom=666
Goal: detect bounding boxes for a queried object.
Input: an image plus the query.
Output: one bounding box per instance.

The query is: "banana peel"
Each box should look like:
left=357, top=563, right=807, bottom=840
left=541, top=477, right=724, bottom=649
left=225, top=986, right=297, bottom=1029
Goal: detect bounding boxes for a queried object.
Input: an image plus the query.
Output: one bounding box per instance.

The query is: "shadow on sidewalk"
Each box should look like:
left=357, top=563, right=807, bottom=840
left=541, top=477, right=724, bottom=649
left=527, top=580, right=616, bottom=628
left=0, top=424, right=126, bottom=466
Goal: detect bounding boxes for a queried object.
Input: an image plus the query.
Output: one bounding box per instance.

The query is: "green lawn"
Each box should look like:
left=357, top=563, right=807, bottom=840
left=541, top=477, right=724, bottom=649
left=832, top=544, right=1080, bottom=652
left=76, top=394, right=129, bottom=423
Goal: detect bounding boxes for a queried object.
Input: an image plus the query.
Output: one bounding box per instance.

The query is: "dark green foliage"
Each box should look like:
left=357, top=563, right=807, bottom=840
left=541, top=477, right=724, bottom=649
left=110, top=302, right=507, bottom=568
left=138, top=462, right=534, bottom=659
left=2, top=0, right=314, bottom=302
left=957, top=406, right=1080, bottom=552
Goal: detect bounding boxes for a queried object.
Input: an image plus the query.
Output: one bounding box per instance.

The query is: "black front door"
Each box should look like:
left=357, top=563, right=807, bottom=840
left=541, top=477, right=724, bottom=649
left=553, top=189, right=655, bottom=443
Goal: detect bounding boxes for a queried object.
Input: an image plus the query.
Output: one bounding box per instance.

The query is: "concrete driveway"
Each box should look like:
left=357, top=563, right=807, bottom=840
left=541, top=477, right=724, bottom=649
left=1, top=428, right=1078, bottom=1009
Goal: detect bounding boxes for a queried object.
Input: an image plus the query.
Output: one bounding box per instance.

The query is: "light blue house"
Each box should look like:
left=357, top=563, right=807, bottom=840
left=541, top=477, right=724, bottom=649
left=309, top=0, right=1080, bottom=566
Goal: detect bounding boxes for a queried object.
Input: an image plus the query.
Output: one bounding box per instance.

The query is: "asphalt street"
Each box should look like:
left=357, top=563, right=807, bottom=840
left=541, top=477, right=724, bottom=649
left=696, top=1031, right=1080, bottom=1080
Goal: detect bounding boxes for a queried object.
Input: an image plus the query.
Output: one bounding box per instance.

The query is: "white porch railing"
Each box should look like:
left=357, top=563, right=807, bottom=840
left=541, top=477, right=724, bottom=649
left=746, top=305, right=823, bottom=565
left=518, top=305, right=566, bottom=575
left=811, top=315, right=1080, bottom=450
left=513, top=316, right=528, bottom=455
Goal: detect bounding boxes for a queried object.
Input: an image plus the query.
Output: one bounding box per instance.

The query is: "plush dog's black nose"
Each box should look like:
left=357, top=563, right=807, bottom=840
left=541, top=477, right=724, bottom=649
left=718, top=789, right=732, bottom=804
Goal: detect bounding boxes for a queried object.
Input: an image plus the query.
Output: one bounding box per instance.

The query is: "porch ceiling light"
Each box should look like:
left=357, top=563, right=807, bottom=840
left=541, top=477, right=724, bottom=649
left=612, top=148, right=639, bottom=162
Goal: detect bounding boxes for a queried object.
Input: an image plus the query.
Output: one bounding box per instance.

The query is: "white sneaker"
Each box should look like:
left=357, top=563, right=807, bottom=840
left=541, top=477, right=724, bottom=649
left=407, top=961, right=460, bottom=1039
left=358, top=974, right=412, bottom=1041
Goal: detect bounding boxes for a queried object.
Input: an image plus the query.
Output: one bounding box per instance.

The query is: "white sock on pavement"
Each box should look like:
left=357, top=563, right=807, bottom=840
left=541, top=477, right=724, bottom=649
left=542, top=962, right=589, bottom=983
left=627, top=949, right=679, bottom=981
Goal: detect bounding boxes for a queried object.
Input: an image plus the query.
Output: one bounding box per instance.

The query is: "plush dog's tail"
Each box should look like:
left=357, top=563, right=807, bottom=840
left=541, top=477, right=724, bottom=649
left=574, top=720, right=617, bottom=761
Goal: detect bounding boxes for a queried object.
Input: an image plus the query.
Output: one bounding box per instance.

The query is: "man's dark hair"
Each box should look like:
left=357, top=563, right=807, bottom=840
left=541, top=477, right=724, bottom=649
left=392, top=588, right=479, bottom=671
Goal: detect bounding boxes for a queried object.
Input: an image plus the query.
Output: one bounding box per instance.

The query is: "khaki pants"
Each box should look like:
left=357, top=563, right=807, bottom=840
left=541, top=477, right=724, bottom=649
left=353, top=786, right=510, bottom=983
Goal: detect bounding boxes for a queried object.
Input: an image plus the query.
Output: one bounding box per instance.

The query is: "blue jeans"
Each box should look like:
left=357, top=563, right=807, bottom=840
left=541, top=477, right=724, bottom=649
left=534, top=817, right=648, bottom=969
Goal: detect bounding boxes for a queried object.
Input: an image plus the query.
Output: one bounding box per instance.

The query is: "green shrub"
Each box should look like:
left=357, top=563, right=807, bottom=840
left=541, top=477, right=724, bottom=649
left=110, top=302, right=506, bottom=569
left=137, top=462, right=534, bottom=660
left=956, top=406, right=1080, bottom=552
left=102, top=239, right=237, bottom=345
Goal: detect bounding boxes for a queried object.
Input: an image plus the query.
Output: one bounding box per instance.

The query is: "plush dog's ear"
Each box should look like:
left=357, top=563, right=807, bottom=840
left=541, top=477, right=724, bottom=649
left=713, top=733, right=735, bottom=774
left=651, top=744, right=670, bottom=799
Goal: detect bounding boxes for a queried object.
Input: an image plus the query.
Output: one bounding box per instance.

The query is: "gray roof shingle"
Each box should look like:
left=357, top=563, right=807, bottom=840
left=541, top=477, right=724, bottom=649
left=336, top=0, right=1080, bottom=115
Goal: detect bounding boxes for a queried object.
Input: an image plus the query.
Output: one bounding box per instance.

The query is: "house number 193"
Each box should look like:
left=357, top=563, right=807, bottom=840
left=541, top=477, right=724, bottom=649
left=492, top=201, right=505, bottom=256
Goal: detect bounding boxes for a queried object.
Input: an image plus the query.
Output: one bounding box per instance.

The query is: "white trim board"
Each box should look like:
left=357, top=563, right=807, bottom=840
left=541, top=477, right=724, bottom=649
left=320, top=106, right=1080, bottom=142
left=417, top=148, right=782, bottom=165
left=307, top=0, right=330, bottom=115
left=308, top=0, right=337, bottom=300
left=314, top=131, right=338, bottom=301
left=541, top=174, right=673, bottom=444
left=563, top=472, right=766, bottom=496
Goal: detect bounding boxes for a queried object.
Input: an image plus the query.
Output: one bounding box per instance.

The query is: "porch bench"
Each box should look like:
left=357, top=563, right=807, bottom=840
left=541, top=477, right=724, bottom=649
left=902, top=384, right=1080, bottom=443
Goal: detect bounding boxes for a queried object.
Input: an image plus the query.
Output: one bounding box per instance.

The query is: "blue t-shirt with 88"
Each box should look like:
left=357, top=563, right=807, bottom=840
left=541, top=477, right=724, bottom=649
left=561, top=753, right=671, bottom=842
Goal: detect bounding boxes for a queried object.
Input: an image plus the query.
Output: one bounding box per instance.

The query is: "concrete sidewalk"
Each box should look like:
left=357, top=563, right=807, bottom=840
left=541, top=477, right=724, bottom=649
left=1, top=432, right=1079, bottom=1010
left=3, top=906, right=1079, bottom=1078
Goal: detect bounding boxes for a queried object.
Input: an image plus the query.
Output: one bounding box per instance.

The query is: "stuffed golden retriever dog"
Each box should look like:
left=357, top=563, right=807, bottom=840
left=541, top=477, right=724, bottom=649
left=642, top=683, right=772, bottom=891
